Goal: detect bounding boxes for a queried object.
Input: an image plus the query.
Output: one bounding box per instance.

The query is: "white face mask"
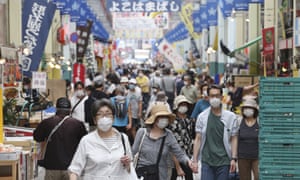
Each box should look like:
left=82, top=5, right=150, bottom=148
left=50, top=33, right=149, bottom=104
left=209, top=97, right=221, bottom=108
left=184, top=81, right=189, bottom=86
left=76, top=90, right=85, bottom=97
left=202, top=91, right=208, bottom=97
left=157, top=117, right=169, bottom=129
left=178, top=105, right=188, bottom=114
left=97, top=117, right=113, bottom=132
left=243, top=108, right=255, bottom=117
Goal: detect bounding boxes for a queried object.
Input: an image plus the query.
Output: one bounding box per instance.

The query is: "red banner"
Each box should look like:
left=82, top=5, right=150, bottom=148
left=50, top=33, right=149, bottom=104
left=73, top=63, right=85, bottom=84
left=262, top=27, right=275, bottom=55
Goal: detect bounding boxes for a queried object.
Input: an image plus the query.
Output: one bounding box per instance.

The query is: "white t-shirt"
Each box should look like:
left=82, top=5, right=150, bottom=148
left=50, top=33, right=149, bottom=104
left=68, top=130, right=137, bottom=180
left=70, top=95, right=88, bottom=122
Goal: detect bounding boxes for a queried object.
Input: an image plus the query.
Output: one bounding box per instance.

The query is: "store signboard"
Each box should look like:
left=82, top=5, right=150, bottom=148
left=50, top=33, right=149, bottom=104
left=22, top=0, right=56, bottom=77
left=73, top=63, right=85, bottom=84
left=32, top=72, right=47, bottom=89
left=158, top=39, right=185, bottom=70
left=107, top=0, right=181, bottom=12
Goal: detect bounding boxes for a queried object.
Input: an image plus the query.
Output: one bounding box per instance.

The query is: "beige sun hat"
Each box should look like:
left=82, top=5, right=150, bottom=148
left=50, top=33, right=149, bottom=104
left=145, top=104, right=176, bottom=125
left=173, top=95, right=191, bottom=110
left=241, top=97, right=258, bottom=110
left=120, top=76, right=129, bottom=83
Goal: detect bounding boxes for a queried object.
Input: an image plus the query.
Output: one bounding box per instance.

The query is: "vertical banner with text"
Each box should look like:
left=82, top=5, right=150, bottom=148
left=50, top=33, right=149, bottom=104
left=22, top=0, right=56, bottom=77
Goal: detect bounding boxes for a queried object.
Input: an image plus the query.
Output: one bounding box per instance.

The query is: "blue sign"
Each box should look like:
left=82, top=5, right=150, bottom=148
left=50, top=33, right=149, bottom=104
left=107, top=0, right=181, bottom=12
left=234, top=0, right=249, bottom=11
left=165, top=22, right=189, bottom=43
left=199, top=5, right=208, bottom=30
left=192, top=11, right=201, bottom=33
left=69, top=0, right=81, bottom=22
left=22, top=0, right=56, bottom=77
left=207, top=0, right=218, bottom=26
left=219, top=0, right=235, bottom=18
left=249, top=0, right=264, bottom=3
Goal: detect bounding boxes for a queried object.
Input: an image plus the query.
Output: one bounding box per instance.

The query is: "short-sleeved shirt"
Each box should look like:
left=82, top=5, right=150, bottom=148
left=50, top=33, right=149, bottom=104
left=202, top=112, right=230, bottom=166
left=180, top=85, right=198, bottom=104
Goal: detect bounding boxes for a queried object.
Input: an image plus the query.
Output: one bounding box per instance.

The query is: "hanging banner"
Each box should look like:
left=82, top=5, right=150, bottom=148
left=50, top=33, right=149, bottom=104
left=73, top=63, right=85, bottom=84
left=22, top=0, right=56, bottom=77
left=192, top=11, right=201, bottom=33
left=165, top=22, right=189, bottom=43
left=77, top=20, right=93, bottom=61
left=179, top=3, right=200, bottom=39
left=295, top=17, right=300, bottom=47
left=158, top=39, right=185, bottom=70
left=199, top=4, right=208, bottom=30
left=234, top=0, right=249, bottom=11
left=262, top=27, right=275, bottom=55
left=107, top=0, right=181, bottom=12
left=249, top=0, right=264, bottom=3
left=219, top=0, right=235, bottom=18
left=207, top=0, right=218, bottom=26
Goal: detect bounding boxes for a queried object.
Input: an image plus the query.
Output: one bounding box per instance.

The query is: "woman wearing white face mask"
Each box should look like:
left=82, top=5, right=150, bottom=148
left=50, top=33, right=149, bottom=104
left=238, top=97, right=259, bottom=180
left=69, top=99, right=138, bottom=180
left=132, top=104, right=194, bottom=180
left=170, top=95, right=194, bottom=180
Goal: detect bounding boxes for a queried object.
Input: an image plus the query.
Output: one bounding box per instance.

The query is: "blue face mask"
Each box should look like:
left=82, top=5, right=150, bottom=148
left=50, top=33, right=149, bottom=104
left=129, top=84, right=135, bottom=90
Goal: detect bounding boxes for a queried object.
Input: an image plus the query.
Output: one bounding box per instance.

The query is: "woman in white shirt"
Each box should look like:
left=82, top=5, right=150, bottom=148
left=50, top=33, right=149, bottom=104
left=68, top=99, right=138, bottom=180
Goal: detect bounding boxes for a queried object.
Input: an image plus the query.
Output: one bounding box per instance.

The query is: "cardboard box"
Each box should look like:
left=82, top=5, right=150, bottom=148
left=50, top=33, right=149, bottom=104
left=233, top=76, right=253, bottom=87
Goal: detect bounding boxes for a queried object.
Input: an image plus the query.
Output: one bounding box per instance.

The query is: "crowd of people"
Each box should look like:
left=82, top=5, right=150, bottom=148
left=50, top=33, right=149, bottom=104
left=33, top=64, right=259, bottom=180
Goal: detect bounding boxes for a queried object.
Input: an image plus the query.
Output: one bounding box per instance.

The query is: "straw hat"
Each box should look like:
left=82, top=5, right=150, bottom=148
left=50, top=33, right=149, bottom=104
left=145, top=104, right=175, bottom=125
left=241, top=97, right=258, bottom=110
left=128, top=79, right=137, bottom=84
left=173, top=95, right=191, bottom=110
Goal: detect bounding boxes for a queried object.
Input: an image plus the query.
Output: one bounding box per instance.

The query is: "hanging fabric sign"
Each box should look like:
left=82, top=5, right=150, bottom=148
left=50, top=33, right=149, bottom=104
left=249, top=0, right=264, bottom=3
left=234, top=0, right=249, bottom=11
left=158, top=39, right=185, bottom=70
left=107, top=0, right=181, bottom=12
left=165, top=22, right=189, bottom=43
left=192, top=10, right=201, bottom=33
left=219, top=0, right=235, bottom=18
left=199, top=4, right=208, bottom=30
left=207, top=0, right=218, bottom=26
left=22, top=0, right=56, bottom=77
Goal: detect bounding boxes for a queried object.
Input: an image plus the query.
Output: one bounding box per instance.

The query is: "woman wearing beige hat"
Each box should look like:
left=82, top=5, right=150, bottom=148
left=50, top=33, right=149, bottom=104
left=132, top=103, right=194, bottom=180
left=238, top=97, right=259, bottom=180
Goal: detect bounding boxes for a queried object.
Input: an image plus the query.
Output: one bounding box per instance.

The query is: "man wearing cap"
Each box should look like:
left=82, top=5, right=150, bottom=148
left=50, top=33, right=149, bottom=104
left=33, top=97, right=87, bottom=180
left=192, top=85, right=239, bottom=180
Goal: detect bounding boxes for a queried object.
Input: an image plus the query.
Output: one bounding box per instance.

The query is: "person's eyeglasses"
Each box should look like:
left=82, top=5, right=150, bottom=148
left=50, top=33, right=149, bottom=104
left=96, top=113, right=113, bottom=118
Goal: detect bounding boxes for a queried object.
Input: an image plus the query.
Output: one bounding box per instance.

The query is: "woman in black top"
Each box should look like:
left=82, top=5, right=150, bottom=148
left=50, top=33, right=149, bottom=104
left=238, top=97, right=259, bottom=180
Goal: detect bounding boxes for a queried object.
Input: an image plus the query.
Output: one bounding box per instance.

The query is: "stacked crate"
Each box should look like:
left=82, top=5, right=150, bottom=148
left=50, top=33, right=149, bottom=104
left=259, top=77, right=300, bottom=179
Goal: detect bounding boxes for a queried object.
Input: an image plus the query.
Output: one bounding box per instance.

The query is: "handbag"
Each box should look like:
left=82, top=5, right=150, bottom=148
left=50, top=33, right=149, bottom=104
left=229, top=171, right=240, bottom=180
left=133, top=128, right=147, bottom=168
left=37, top=115, right=70, bottom=161
left=135, top=135, right=166, bottom=180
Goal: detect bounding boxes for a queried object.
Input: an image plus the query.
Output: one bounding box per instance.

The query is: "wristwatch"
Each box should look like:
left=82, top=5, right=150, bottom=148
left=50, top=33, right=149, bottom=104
left=231, top=157, right=238, bottom=162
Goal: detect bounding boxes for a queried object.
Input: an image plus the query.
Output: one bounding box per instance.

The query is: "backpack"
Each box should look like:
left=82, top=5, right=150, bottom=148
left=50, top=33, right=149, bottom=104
left=113, top=96, right=127, bottom=119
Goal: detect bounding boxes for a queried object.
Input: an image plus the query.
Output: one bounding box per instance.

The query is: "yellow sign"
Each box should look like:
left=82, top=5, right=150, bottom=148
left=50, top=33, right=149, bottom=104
left=179, top=3, right=200, bottom=39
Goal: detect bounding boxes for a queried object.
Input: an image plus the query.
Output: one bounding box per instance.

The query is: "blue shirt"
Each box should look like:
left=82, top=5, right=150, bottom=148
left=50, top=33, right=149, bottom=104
left=191, top=99, right=210, bottom=119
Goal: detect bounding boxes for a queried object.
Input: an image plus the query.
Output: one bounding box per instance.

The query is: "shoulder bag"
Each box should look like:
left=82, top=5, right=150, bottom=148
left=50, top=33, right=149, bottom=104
left=135, top=135, right=166, bottom=180
left=133, top=128, right=147, bottom=168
